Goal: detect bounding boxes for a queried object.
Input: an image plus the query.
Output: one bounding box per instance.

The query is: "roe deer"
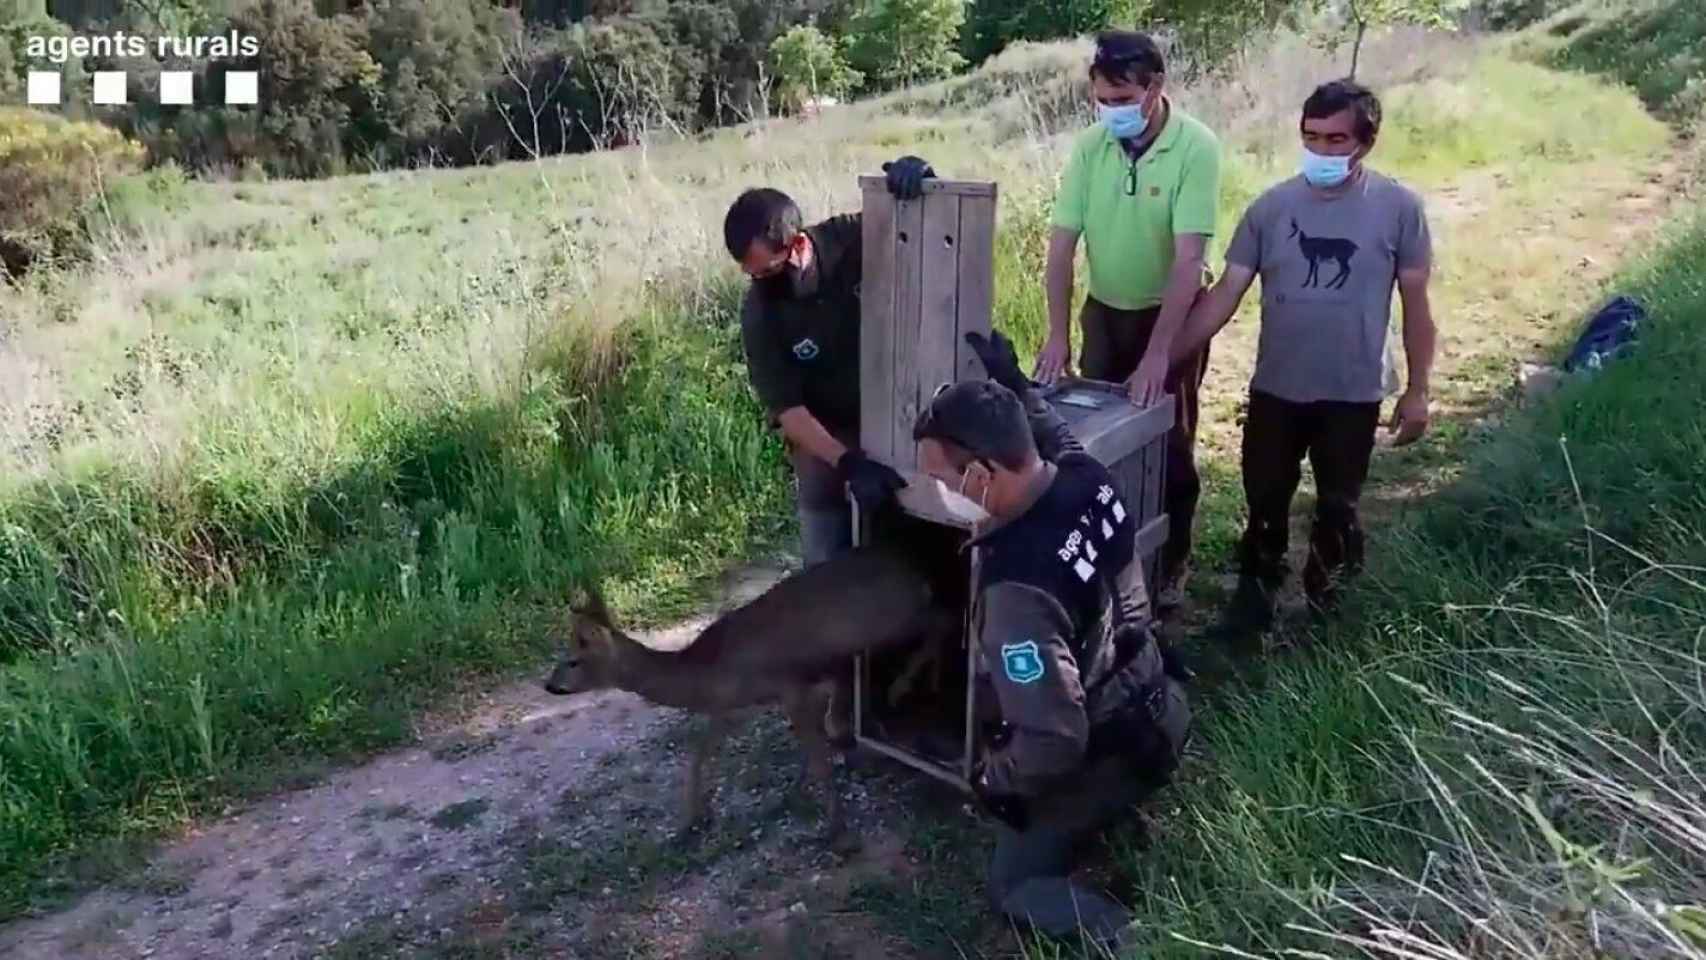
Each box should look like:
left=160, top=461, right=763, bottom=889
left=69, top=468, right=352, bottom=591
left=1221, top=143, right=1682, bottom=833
left=543, top=545, right=957, bottom=846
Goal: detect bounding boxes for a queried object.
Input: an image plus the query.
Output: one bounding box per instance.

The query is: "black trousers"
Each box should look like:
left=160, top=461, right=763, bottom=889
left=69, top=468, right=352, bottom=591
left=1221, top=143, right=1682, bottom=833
left=1078, top=296, right=1210, bottom=590
left=1238, top=389, right=1381, bottom=602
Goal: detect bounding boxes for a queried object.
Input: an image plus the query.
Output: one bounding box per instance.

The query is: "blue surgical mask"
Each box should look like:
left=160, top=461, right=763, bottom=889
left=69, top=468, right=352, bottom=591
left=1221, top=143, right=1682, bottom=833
left=1099, top=102, right=1148, bottom=141
left=1301, top=147, right=1354, bottom=188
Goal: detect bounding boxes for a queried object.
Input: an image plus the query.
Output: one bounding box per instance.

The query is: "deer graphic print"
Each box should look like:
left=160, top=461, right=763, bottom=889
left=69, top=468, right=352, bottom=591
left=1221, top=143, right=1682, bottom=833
left=1289, top=217, right=1358, bottom=290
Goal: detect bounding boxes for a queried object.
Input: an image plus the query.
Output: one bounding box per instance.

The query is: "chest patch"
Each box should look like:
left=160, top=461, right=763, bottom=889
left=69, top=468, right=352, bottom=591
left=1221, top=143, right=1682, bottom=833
left=792, top=338, right=820, bottom=361
left=1001, top=640, right=1046, bottom=685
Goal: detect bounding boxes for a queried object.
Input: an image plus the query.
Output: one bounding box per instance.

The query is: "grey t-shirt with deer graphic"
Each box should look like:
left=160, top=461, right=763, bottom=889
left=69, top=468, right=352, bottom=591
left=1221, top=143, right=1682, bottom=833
left=1224, top=169, right=1432, bottom=404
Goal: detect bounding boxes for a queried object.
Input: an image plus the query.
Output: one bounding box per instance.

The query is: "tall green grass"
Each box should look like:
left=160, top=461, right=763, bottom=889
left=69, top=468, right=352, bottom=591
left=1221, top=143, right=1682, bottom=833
left=1543, top=0, right=1706, bottom=122
left=0, top=299, right=794, bottom=916
left=1115, top=213, right=1706, bottom=958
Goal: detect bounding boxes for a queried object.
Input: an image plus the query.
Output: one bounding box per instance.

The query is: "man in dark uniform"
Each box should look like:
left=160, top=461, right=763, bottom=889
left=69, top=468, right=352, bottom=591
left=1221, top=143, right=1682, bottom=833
left=912, top=330, right=1193, bottom=951
left=723, top=156, right=936, bottom=568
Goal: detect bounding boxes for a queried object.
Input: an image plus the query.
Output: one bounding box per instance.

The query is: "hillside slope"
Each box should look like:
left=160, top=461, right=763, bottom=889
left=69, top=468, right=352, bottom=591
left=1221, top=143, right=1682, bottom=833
left=0, top=17, right=1701, bottom=957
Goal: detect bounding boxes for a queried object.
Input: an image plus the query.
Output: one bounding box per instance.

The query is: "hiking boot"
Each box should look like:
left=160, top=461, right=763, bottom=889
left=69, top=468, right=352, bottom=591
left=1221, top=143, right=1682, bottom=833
left=1227, top=575, right=1278, bottom=630
left=1155, top=567, right=1192, bottom=615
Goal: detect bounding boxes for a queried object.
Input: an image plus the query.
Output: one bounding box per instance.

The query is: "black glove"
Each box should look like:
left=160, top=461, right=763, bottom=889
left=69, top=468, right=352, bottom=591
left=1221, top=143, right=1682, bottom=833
left=963, top=329, right=1034, bottom=397
left=970, top=761, right=1029, bottom=831
left=882, top=155, right=936, bottom=201
left=837, top=448, right=906, bottom=512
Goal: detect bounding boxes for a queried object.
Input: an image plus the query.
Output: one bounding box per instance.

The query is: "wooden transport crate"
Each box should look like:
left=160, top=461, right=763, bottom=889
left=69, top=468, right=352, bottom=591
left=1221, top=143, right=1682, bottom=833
left=849, top=175, right=1176, bottom=794
left=857, top=176, right=998, bottom=473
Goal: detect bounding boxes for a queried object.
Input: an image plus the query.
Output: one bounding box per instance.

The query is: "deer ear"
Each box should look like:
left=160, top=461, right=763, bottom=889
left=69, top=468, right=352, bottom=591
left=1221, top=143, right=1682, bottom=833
left=574, top=583, right=615, bottom=627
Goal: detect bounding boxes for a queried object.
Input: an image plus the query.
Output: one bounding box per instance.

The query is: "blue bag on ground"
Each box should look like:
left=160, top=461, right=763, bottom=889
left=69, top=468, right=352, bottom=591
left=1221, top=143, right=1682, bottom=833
left=1563, top=295, right=1644, bottom=373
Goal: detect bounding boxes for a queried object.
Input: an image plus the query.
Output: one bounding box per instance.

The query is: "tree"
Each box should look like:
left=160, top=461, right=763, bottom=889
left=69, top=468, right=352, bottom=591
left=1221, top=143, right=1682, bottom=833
left=215, top=0, right=382, bottom=176
left=847, top=0, right=966, bottom=91
left=362, top=0, right=515, bottom=160
left=962, top=0, right=1139, bottom=65
left=768, top=24, right=861, bottom=113
left=1339, top=0, right=1468, bottom=78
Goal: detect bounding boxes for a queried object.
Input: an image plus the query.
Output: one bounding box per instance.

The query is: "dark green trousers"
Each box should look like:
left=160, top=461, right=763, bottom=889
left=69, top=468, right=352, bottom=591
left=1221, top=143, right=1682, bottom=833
left=986, top=679, right=1191, bottom=948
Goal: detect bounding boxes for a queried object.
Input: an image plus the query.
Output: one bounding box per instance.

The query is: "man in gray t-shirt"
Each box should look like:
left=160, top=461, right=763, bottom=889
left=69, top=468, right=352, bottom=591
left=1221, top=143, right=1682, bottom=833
left=1171, top=78, right=1438, bottom=634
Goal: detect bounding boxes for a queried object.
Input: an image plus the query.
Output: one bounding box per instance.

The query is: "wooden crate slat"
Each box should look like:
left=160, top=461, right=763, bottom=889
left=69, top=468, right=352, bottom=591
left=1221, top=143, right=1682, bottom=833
left=856, top=175, right=996, bottom=198
left=916, top=191, right=964, bottom=468
left=954, top=193, right=998, bottom=382
left=888, top=195, right=927, bottom=471
left=860, top=179, right=899, bottom=463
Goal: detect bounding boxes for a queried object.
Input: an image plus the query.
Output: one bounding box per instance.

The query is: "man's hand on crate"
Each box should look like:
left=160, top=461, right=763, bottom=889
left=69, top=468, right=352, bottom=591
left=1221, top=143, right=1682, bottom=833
left=837, top=448, right=907, bottom=511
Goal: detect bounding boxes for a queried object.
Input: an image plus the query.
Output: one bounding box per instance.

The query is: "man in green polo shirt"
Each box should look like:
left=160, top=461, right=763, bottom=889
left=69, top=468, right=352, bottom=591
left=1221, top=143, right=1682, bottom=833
left=1037, top=30, right=1223, bottom=614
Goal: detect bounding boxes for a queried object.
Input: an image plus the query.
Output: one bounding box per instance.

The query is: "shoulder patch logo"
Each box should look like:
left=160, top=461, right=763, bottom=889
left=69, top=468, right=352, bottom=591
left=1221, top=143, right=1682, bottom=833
left=1001, top=640, right=1046, bottom=685
left=792, top=338, right=820, bottom=361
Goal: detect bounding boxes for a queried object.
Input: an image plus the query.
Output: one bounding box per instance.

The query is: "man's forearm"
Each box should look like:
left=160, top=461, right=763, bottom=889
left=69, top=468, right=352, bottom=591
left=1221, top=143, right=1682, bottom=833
left=1045, top=255, right=1073, bottom=340
left=1148, top=256, right=1205, bottom=358
left=1401, top=287, right=1437, bottom=393
left=778, top=407, right=849, bottom=468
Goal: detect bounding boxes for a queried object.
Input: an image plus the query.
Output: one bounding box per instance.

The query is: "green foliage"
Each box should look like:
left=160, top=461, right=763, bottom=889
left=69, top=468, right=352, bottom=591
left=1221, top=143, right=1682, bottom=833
left=768, top=24, right=861, bottom=112
left=360, top=0, right=516, bottom=161
left=1335, top=0, right=1472, bottom=77
left=847, top=0, right=967, bottom=91
left=960, top=0, right=1138, bottom=65
left=214, top=0, right=382, bottom=177
left=1, top=14, right=89, bottom=115
left=0, top=107, right=145, bottom=275
left=1467, top=0, right=1574, bottom=30
left=1546, top=0, right=1706, bottom=123
left=1141, top=0, right=1312, bottom=80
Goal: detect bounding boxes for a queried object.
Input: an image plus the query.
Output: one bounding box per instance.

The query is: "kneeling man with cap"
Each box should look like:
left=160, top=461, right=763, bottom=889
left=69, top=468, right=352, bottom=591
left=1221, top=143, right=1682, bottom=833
left=914, top=330, right=1192, bottom=950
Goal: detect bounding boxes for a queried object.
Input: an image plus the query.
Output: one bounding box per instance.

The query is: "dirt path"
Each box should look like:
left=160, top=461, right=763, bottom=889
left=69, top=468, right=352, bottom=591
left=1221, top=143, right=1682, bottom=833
left=0, top=562, right=1015, bottom=960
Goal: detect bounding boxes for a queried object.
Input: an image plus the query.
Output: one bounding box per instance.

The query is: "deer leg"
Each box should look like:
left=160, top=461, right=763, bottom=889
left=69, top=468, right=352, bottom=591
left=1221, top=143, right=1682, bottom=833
left=783, top=683, right=853, bottom=849
left=1331, top=259, right=1352, bottom=289
left=677, top=712, right=731, bottom=836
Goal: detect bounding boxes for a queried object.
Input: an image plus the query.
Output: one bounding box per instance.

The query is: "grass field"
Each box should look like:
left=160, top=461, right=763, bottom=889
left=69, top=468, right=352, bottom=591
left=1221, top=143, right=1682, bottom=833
left=0, top=3, right=1702, bottom=950
left=1103, top=3, right=1706, bottom=956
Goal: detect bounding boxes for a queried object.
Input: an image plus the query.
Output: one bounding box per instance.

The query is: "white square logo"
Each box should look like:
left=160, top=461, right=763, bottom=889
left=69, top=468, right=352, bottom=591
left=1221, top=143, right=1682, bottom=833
left=160, top=71, right=194, bottom=106
left=93, top=71, right=128, bottom=105
left=224, top=71, right=258, bottom=105
left=27, top=71, right=61, bottom=105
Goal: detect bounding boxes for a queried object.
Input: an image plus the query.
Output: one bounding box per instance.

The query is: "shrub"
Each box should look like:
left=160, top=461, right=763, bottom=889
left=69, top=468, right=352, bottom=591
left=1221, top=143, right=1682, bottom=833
left=211, top=0, right=383, bottom=178
left=961, top=0, right=1138, bottom=65
left=0, top=107, right=145, bottom=277
left=361, top=0, right=517, bottom=165
left=769, top=24, right=863, bottom=113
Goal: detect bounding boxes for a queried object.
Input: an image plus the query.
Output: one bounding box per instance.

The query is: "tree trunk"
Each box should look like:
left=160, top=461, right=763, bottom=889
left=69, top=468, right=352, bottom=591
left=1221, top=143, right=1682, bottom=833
left=1350, top=18, right=1366, bottom=80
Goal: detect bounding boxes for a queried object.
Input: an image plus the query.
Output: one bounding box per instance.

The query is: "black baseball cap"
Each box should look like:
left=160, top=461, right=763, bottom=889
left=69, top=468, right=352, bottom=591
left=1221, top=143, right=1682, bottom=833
left=912, top=379, right=1034, bottom=469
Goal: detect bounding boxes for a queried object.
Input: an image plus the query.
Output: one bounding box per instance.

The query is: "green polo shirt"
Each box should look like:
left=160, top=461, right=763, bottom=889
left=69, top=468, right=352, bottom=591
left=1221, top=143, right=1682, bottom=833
left=1051, top=99, right=1222, bottom=311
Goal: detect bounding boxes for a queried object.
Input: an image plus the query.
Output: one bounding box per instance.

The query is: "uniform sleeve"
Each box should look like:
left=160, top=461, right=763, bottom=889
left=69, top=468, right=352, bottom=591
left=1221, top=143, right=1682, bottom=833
left=1396, top=189, right=1432, bottom=272
left=1018, top=387, right=1085, bottom=463
left=738, top=289, right=804, bottom=418
left=1171, top=131, right=1221, bottom=238
left=1050, top=138, right=1090, bottom=233
left=977, top=581, right=1089, bottom=797
left=1223, top=198, right=1263, bottom=271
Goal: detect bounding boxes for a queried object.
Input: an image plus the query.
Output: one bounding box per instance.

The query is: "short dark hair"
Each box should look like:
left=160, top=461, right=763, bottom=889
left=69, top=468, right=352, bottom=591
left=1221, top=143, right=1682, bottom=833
left=1089, top=30, right=1164, bottom=87
left=913, top=380, right=1036, bottom=471
left=723, top=188, right=802, bottom=261
left=1302, top=79, right=1383, bottom=144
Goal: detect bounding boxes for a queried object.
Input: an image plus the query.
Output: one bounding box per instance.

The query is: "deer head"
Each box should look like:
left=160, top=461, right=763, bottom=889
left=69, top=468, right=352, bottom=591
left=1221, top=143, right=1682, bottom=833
left=1288, top=217, right=1301, bottom=239
left=543, top=585, right=625, bottom=696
